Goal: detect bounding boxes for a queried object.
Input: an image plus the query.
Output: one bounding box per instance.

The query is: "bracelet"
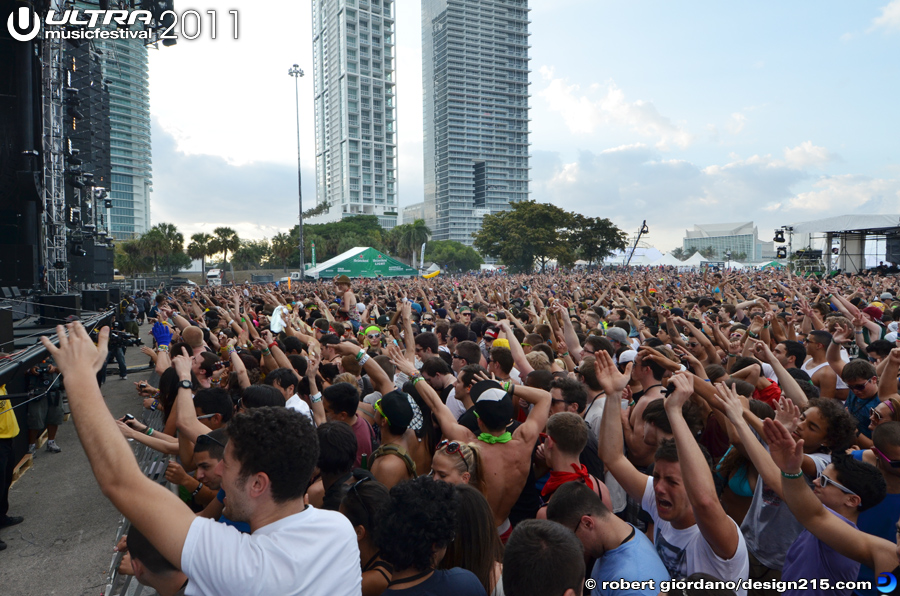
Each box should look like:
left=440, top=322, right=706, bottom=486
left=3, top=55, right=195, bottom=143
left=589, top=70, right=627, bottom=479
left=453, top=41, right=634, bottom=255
left=358, top=354, right=371, bottom=367
left=311, top=392, right=323, bottom=403
left=145, top=427, right=154, bottom=436
left=502, top=381, right=511, bottom=392
left=150, top=399, right=159, bottom=411
left=262, top=348, right=271, bottom=355
left=748, top=331, right=759, bottom=338
left=355, top=350, right=365, bottom=362
left=156, top=345, right=169, bottom=352
left=855, top=330, right=863, bottom=335
left=411, top=376, right=424, bottom=385
left=763, top=324, right=770, bottom=329
left=780, top=470, right=804, bottom=479
left=191, top=482, right=204, bottom=497
left=268, top=342, right=278, bottom=349
left=727, top=353, right=738, bottom=358
left=560, top=351, right=569, bottom=357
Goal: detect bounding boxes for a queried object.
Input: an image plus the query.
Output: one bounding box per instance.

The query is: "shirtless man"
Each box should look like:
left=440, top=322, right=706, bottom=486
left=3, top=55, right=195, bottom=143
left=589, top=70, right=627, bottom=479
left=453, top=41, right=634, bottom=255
left=392, top=354, right=550, bottom=543
left=801, top=330, right=837, bottom=399
left=334, top=275, right=358, bottom=325
left=333, top=343, right=416, bottom=489
left=623, top=350, right=669, bottom=467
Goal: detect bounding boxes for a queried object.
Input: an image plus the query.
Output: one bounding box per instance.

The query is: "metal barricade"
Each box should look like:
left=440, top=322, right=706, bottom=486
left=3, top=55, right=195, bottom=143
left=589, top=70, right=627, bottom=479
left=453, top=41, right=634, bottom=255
left=102, top=409, right=168, bottom=596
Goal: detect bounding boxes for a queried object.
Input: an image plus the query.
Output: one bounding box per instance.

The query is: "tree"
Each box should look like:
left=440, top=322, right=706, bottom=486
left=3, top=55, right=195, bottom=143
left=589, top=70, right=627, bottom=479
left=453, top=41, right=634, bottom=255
left=139, top=228, right=167, bottom=275
left=231, top=239, right=270, bottom=270
left=473, top=200, right=574, bottom=273
left=209, top=227, right=241, bottom=267
left=733, top=251, right=748, bottom=262
left=271, top=233, right=294, bottom=272
left=400, top=219, right=431, bottom=268
left=425, top=240, right=483, bottom=272
left=699, top=246, right=718, bottom=259
left=187, top=232, right=214, bottom=273
left=570, top=214, right=628, bottom=266
left=115, top=240, right=150, bottom=276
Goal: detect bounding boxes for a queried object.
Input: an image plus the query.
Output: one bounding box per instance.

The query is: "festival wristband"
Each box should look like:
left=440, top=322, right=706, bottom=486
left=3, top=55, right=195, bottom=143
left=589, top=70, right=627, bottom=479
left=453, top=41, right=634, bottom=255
left=781, top=470, right=804, bottom=479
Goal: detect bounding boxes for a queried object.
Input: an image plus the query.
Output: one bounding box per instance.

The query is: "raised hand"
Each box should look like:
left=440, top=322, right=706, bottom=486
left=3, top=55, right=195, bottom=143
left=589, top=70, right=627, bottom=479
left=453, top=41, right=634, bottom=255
left=172, top=354, right=192, bottom=378
left=713, top=382, right=745, bottom=422
left=40, top=322, right=109, bottom=377
left=774, top=397, right=801, bottom=433
left=664, top=372, right=693, bottom=411
left=762, top=418, right=804, bottom=474
left=594, top=350, right=632, bottom=397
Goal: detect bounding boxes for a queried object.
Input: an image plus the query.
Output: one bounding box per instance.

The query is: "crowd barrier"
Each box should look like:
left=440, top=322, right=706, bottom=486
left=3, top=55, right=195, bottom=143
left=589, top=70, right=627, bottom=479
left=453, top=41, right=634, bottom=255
left=102, top=408, right=168, bottom=596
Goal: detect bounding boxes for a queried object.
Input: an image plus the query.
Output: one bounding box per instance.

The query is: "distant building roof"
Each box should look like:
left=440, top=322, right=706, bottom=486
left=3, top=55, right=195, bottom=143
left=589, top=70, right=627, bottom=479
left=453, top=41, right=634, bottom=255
left=789, top=214, right=900, bottom=235
left=685, top=222, right=756, bottom=238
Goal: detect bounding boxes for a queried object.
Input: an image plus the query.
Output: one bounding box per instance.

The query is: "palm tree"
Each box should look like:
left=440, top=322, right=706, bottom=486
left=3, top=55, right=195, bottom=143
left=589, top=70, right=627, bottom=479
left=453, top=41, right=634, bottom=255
left=400, top=219, right=431, bottom=268
left=115, top=240, right=150, bottom=276
left=187, top=232, right=214, bottom=273
left=139, top=229, right=167, bottom=275
left=271, top=233, right=294, bottom=272
left=151, top=222, right=185, bottom=274
left=209, top=226, right=241, bottom=267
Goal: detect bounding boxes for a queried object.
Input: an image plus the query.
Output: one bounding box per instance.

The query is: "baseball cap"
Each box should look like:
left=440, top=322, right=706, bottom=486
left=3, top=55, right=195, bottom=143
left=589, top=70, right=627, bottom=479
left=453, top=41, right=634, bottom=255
left=376, top=390, right=414, bottom=431
left=605, top=327, right=629, bottom=344
left=617, top=349, right=638, bottom=364
left=881, top=292, right=894, bottom=301
left=862, top=306, right=883, bottom=321
left=484, top=328, right=499, bottom=341
left=471, top=380, right=514, bottom=430
left=492, top=338, right=510, bottom=349
left=886, top=332, right=899, bottom=343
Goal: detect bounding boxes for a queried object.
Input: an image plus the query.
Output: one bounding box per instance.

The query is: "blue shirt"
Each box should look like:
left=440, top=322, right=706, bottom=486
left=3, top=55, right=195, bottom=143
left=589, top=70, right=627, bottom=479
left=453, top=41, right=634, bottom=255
left=844, top=392, right=879, bottom=438
left=592, top=525, right=670, bottom=596
left=216, top=488, right=251, bottom=533
left=851, top=450, right=900, bottom=596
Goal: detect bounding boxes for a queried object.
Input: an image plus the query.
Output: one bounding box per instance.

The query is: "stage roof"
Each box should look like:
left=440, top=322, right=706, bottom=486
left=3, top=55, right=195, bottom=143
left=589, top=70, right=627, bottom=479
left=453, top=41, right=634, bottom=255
left=790, top=215, right=900, bottom=235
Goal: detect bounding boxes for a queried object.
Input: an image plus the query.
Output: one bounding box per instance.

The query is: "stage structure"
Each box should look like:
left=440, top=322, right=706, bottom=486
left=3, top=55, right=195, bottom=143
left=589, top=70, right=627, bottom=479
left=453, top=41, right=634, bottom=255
left=788, top=215, right=900, bottom=274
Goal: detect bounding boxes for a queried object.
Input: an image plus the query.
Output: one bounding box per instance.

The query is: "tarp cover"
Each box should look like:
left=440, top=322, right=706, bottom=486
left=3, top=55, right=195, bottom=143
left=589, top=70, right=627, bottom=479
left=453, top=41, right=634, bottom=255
left=307, top=247, right=418, bottom=279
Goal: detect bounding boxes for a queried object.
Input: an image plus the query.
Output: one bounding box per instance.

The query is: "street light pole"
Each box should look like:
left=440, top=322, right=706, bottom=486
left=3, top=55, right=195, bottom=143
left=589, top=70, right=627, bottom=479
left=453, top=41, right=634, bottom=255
left=289, top=64, right=305, bottom=277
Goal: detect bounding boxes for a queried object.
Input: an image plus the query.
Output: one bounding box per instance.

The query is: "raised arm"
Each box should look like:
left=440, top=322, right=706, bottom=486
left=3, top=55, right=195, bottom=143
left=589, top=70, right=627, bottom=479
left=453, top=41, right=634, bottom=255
left=666, top=374, right=740, bottom=559
left=594, top=350, right=648, bottom=501
left=41, top=324, right=195, bottom=571
left=172, top=355, right=212, bottom=444
left=763, top=418, right=897, bottom=575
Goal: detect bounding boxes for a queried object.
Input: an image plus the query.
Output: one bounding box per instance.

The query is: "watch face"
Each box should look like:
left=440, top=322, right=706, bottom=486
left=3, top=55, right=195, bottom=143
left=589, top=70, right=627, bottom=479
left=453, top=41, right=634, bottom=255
left=180, top=380, right=192, bottom=389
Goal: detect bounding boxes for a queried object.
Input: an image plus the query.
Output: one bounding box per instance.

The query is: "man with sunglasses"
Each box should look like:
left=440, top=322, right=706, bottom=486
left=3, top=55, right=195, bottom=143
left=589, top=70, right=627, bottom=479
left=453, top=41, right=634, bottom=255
left=765, top=419, right=887, bottom=596
left=848, top=422, right=900, bottom=595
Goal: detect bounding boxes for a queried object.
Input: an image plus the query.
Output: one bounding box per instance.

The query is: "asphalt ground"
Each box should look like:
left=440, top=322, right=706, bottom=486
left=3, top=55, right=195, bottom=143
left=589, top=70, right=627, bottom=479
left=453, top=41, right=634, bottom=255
left=0, top=323, right=155, bottom=595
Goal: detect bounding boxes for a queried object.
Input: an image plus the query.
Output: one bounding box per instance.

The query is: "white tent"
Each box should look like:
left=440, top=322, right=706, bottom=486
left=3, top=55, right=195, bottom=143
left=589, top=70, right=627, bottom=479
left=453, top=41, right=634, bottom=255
left=681, top=252, right=706, bottom=267
left=651, top=253, right=687, bottom=267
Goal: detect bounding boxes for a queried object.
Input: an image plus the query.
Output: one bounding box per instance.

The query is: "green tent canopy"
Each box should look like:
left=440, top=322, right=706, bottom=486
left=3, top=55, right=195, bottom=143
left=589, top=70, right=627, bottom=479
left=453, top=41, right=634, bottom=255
left=308, top=247, right=418, bottom=279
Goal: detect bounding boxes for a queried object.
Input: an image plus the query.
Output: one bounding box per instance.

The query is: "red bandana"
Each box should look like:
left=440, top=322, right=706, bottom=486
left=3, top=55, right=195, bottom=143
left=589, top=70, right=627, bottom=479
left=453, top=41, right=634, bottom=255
left=541, top=464, right=594, bottom=498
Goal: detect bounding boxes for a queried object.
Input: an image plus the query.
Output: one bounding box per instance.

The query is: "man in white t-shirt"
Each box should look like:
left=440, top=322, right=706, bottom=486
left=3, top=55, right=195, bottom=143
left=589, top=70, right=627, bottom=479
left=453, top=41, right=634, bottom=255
left=41, top=322, right=361, bottom=596
left=595, top=352, right=749, bottom=595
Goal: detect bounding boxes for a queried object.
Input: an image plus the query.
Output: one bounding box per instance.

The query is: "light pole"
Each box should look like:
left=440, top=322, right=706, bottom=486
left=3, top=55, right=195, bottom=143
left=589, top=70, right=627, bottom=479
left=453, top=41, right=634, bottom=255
left=289, top=64, right=305, bottom=277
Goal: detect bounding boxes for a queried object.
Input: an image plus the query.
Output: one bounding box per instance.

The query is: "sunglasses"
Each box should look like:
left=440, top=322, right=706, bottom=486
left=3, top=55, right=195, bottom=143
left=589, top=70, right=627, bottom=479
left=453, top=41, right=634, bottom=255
left=872, top=408, right=885, bottom=421
left=452, top=353, right=465, bottom=360
left=818, top=473, right=859, bottom=497
left=348, top=474, right=373, bottom=521
left=437, top=439, right=469, bottom=472
left=197, top=413, right=217, bottom=420
left=872, top=445, right=900, bottom=469
left=848, top=378, right=874, bottom=393
left=374, top=399, right=390, bottom=426
left=367, top=333, right=381, bottom=340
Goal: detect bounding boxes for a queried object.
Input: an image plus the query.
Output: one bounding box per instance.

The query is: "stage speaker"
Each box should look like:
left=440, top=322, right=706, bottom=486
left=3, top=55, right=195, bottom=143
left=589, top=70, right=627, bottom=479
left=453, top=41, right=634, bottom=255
left=108, top=287, right=122, bottom=305
left=82, top=289, right=110, bottom=312
left=37, top=294, right=82, bottom=325
left=887, top=235, right=900, bottom=265
left=0, top=307, right=13, bottom=352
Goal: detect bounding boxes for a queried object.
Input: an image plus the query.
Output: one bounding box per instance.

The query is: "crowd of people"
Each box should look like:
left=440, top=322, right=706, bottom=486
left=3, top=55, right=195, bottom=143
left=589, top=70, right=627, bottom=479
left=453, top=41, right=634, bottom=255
left=9, top=266, right=900, bottom=595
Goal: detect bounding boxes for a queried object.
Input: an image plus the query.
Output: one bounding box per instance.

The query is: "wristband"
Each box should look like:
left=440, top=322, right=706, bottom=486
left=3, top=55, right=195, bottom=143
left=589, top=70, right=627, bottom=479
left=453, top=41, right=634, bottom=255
left=191, top=482, right=204, bottom=497
left=262, top=348, right=271, bottom=355
left=411, top=376, right=424, bottom=385
left=780, top=470, right=804, bottom=479
left=268, top=342, right=278, bottom=349
left=311, top=392, right=323, bottom=403
left=145, top=427, right=154, bottom=436
left=855, top=330, right=863, bottom=335
left=502, top=381, right=511, bottom=392
left=727, top=353, right=738, bottom=358
left=559, top=351, right=569, bottom=357
left=358, top=354, right=370, bottom=367
left=150, top=399, right=159, bottom=411
left=355, top=350, right=365, bottom=362
left=748, top=331, right=759, bottom=338
left=156, top=345, right=169, bottom=352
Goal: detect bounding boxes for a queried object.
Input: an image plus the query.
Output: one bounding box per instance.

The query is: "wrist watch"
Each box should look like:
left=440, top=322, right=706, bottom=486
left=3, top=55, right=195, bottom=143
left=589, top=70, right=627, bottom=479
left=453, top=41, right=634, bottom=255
left=179, top=380, right=192, bottom=390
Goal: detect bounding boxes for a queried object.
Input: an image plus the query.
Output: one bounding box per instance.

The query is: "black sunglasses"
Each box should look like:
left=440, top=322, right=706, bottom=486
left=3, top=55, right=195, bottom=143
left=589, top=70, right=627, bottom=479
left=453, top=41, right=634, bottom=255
left=452, top=353, right=465, bottom=360
left=348, top=474, right=373, bottom=521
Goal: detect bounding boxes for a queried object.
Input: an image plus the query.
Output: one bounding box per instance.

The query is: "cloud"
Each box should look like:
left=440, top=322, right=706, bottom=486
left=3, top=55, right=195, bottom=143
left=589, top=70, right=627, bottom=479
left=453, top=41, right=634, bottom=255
left=530, top=142, right=897, bottom=250
left=725, top=113, right=747, bottom=134
left=537, top=67, right=692, bottom=149
left=150, top=117, right=316, bottom=241
left=870, top=0, right=900, bottom=32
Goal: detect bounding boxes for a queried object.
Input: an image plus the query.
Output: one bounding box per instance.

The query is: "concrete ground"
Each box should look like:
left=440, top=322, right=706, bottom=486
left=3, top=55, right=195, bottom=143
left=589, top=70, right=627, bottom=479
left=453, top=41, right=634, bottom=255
left=0, top=324, right=155, bottom=595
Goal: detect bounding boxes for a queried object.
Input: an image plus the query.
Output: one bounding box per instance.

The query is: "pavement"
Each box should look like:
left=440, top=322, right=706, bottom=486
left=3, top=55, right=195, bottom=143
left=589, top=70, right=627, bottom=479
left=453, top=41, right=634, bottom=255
left=0, top=324, right=156, bottom=595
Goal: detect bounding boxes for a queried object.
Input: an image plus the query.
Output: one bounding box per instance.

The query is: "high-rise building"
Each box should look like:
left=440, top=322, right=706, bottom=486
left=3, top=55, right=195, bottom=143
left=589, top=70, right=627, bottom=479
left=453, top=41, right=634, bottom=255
left=95, top=37, right=152, bottom=239
left=421, top=0, right=531, bottom=244
left=683, top=222, right=776, bottom=261
left=310, top=0, right=398, bottom=229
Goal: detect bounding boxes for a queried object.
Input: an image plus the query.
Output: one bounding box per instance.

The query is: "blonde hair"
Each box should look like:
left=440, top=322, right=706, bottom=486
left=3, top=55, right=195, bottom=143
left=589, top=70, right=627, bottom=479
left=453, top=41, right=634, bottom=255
left=333, top=372, right=359, bottom=388
left=436, top=441, right=486, bottom=494
left=526, top=351, right=551, bottom=371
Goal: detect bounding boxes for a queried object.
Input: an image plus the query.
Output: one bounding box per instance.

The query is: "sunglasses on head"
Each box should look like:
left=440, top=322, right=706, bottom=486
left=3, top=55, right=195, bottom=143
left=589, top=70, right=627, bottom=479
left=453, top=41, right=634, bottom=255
left=437, top=439, right=469, bottom=472
left=872, top=445, right=900, bottom=469
left=348, top=473, right=374, bottom=520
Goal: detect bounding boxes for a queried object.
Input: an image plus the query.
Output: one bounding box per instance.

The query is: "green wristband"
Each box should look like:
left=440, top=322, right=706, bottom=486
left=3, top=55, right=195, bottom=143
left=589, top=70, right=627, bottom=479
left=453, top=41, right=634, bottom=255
left=781, top=470, right=804, bottom=479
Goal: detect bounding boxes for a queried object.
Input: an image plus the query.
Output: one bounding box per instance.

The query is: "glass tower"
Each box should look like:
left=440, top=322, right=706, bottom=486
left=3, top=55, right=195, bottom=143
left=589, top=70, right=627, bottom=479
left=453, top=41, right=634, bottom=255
left=94, top=37, right=152, bottom=240
left=421, top=0, right=531, bottom=244
left=311, top=0, right=398, bottom=229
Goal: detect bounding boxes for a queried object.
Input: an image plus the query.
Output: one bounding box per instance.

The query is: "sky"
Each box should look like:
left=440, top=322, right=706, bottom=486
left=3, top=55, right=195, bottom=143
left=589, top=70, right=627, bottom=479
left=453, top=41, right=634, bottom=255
left=147, top=0, right=900, bottom=254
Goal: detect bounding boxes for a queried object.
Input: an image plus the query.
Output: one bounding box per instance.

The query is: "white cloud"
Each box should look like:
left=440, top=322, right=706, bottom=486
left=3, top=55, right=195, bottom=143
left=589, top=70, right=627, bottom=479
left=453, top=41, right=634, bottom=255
left=537, top=67, right=692, bottom=149
left=725, top=113, right=747, bottom=134
left=786, top=175, right=900, bottom=211
left=781, top=141, right=837, bottom=169
left=870, top=0, right=900, bottom=32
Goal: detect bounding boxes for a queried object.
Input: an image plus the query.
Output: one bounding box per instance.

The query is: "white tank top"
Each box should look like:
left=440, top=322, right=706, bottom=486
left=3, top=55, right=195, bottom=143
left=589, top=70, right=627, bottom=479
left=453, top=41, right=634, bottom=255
left=802, top=358, right=849, bottom=390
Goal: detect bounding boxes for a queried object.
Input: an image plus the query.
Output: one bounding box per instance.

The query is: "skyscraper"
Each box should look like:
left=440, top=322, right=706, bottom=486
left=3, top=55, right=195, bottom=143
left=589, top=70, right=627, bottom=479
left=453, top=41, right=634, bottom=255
left=310, top=0, right=399, bottom=229
left=422, top=0, right=531, bottom=244
left=94, top=37, right=152, bottom=240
